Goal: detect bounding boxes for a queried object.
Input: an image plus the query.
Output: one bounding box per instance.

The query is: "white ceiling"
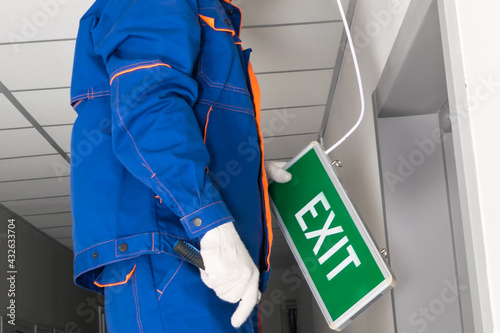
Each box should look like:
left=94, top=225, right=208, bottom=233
left=0, top=0, right=352, bottom=261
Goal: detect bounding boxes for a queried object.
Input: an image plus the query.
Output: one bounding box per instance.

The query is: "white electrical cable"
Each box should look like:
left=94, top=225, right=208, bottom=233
left=325, top=0, right=365, bottom=155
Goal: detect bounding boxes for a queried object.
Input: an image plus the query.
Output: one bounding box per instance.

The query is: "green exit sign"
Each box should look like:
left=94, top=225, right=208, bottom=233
left=269, top=142, right=395, bottom=331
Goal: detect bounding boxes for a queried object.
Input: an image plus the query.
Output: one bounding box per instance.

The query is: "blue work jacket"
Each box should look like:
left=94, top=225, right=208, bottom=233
left=70, top=0, right=273, bottom=294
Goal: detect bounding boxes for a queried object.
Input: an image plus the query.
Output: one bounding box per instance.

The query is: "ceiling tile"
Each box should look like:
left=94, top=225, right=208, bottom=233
left=0, top=176, right=70, bottom=201
left=26, top=212, right=72, bottom=229
left=43, top=125, right=72, bottom=153
left=41, top=225, right=73, bottom=239
left=0, top=128, right=57, bottom=158
left=264, top=133, right=318, bottom=160
left=238, top=0, right=350, bottom=26
left=261, top=106, right=325, bottom=137
left=257, top=69, right=333, bottom=109
left=57, top=237, right=74, bottom=248
left=13, top=88, right=76, bottom=126
left=241, top=22, right=341, bottom=73
left=23, top=213, right=73, bottom=230
left=0, top=154, right=69, bottom=182
left=3, top=196, right=71, bottom=216
left=0, top=0, right=93, bottom=44
left=0, top=40, right=75, bottom=91
left=0, top=93, right=32, bottom=129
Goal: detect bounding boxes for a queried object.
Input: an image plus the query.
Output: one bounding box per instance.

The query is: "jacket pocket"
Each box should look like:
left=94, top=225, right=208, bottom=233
left=94, top=259, right=136, bottom=288
left=196, top=6, right=247, bottom=93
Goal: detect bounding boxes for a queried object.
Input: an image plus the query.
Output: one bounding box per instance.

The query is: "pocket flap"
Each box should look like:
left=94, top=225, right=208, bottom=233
left=94, top=260, right=136, bottom=288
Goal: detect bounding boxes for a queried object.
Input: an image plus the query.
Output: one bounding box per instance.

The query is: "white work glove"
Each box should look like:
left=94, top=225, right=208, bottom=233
left=265, top=161, right=292, bottom=183
left=200, top=222, right=260, bottom=328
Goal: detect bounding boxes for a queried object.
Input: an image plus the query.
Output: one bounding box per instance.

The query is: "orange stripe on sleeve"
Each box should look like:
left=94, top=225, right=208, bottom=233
left=248, top=62, right=273, bottom=271
left=94, top=264, right=136, bottom=288
left=110, top=63, right=171, bottom=85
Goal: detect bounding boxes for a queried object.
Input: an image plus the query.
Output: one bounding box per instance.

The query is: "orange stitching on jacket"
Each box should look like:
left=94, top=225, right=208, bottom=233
left=94, top=264, right=136, bottom=288
left=185, top=215, right=232, bottom=233
left=203, top=106, right=213, bottom=143
left=157, top=261, right=184, bottom=301
left=181, top=200, right=223, bottom=221
left=110, top=60, right=165, bottom=78
left=197, top=99, right=253, bottom=113
left=110, top=63, right=172, bottom=85
left=197, top=54, right=250, bottom=94
left=72, top=99, right=83, bottom=109
left=71, top=90, right=110, bottom=101
left=115, top=78, right=185, bottom=216
left=75, top=239, right=114, bottom=256
left=198, top=99, right=253, bottom=114
left=198, top=70, right=249, bottom=94
left=132, top=272, right=145, bottom=333
left=198, top=101, right=253, bottom=117
left=151, top=178, right=185, bottom=216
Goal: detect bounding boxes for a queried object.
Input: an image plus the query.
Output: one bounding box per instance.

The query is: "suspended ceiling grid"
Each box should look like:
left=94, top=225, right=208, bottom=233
left=0, top=0, right=351, bottom=255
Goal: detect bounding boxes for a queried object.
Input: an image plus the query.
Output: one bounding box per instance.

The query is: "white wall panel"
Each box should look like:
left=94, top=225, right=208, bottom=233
left=0, top=40, right=75, bottom=90
left=238, top=0, right=350, bottom=26
left=257, top=69, right=333, bottom=109
left=0, top=176, right=70, bottom=201
left=241, top=23, right=340, bottom=72
left=44, top=124, right=72, bottom=153
left=263, top=133, right=317, bottom=160
left=0, top=128, right=57, bottom=158
left=0, top=154, right=69, bottom=182
left=26, top=212, right=73, bottom=229
left=261, top=105, right=324, bottom=137
left=0, top=94, right=32, bottom=129
left=14, top=88, right=77, bottom=125
left=3, top=196, right=71, bottom=216
left=0, top=0, right=93, bottom=43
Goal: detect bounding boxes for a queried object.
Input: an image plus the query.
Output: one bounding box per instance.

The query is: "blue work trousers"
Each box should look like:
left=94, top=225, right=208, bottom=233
left=99, top=254, right=261, bottom=332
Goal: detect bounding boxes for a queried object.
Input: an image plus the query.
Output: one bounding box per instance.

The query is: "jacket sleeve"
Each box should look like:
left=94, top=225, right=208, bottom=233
left=91, top=0, right=233, bottom=239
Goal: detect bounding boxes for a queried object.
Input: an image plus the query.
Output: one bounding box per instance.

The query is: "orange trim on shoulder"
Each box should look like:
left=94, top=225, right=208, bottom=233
left=94, top=264, right=136, bottom=288
left=199, top=14, right=235, bottom=36
left=248, top=62, right=273, bottom=271
left=110, top=63, right=171, bottom=85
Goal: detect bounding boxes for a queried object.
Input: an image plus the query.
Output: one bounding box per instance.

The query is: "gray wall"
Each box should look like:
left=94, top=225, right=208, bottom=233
left=1, top=206, right=99, bottom=332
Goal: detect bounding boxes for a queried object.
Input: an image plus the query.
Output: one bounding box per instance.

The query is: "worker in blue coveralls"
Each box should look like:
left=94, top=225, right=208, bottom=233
left=69, top=0, right=291, bottom=331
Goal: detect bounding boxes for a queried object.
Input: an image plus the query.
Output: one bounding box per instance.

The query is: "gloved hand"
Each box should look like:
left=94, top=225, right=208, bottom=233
left=265, top=161, right=292, bottom=183
left=200, top=222, right=260, bottom=328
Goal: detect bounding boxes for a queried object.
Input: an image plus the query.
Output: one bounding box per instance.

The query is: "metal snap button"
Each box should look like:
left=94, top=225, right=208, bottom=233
left=119, top=243, right=128, bottom=252
left=93, top=252, right=98, bottom=259
left=193, top=217, right=202, bottom=227
left=224, top=19, right=231, bottom=25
